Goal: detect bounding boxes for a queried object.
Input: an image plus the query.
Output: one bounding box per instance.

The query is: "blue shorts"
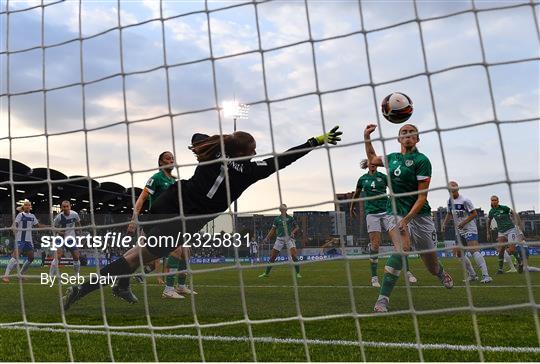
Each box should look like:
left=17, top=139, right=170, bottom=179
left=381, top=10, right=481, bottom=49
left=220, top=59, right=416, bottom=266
left=458, top=232, right=478, bottom=245
left=17, top=241, right=34, bottom=252
left=55, top=237, right=78, bottom=251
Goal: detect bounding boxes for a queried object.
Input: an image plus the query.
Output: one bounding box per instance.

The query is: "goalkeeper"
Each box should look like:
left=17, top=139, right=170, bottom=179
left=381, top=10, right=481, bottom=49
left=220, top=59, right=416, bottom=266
left=63, top=126, right=342, bottom=308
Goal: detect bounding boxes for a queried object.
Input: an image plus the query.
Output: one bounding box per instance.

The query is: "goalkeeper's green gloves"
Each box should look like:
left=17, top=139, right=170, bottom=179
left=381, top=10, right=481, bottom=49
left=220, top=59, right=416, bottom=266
left=308, top=126, right=342, bottom=147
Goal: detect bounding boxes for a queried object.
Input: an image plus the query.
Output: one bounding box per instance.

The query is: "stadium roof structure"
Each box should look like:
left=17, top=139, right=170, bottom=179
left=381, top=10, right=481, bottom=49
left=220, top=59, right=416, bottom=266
left=0, top=158, right=144, bottom=215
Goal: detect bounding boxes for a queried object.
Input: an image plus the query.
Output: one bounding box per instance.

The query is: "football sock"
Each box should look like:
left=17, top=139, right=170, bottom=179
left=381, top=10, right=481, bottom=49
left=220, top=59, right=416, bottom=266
left=165, top=268, right=177, bottom=288
left=264, top=256, right=276, bottom=275
left=380, top=254, right=402, bottom=298
left=292, top=256, right=300, bottom=274
left=50, top=258, right=59, bottom=277
left=498, top=250, right=505, bottom=270
left=166, top=256, right=180, bottom=288
left=461, top=255, right=476, bottom=277
left=4, top=257, right=17, bottom=276
left=435, top=263, right=445, bottom=280
left=177, top=259, right=187, bottom=286
left=370, top=249, right=379, bottom=277
left=504, top=250, right=516, bottom=269
left=511, top=250, right=521, bottom=264
left=473, top=251, right=489, bottom=277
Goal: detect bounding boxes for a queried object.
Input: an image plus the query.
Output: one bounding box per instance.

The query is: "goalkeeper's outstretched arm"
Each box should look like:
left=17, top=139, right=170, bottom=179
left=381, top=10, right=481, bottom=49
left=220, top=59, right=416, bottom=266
left=246, top=126, right=343, bottom=181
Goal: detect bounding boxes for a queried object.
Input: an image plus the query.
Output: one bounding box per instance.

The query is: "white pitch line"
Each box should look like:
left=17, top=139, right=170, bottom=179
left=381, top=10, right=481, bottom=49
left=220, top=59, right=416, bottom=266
left=173, top=284, right=540, bottom=289
left=14, top=283, right=540, bottom=289
left=1, top=325, right=539, bottom=354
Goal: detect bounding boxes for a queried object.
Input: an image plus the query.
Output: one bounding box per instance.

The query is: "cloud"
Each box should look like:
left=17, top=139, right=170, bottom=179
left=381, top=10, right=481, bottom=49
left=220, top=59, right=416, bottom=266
left=307, top=2, right=361, bottom=39
left=141, top=0, right=160, bottom=20
left=422, top=13, right=482, bottom=71
left=208, top=6, right=258, bottom=57
left=477, top=6, right=539, bottom=63
left=256, top=2, right=309, bottom=49
left=360, top=1, right=421, bottom=32
left=499, top=92, right=539, bottom=119
left=314, top=34, right=369, bottom=91
left=264, top=44, right=316, bottom=99
left=1, top=1, right=538, bottom=214
left=490, top=61, right=539, bottom=120
left=164, top=14, right=209, bottom=63
left=501, top=94, right=530, bottom=110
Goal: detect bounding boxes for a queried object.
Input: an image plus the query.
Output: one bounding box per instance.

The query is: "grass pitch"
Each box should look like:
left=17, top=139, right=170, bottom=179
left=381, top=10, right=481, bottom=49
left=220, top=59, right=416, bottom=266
left=0, top=256, right=539, bottom=362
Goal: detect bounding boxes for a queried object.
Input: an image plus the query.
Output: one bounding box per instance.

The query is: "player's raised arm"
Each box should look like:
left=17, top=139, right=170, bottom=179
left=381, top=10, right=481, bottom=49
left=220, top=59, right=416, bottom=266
left=363, top=124, right=384, bottom=167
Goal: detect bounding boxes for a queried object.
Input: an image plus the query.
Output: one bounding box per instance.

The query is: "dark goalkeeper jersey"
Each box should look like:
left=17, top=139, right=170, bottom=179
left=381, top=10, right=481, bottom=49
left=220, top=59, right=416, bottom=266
left=146, top=140, right=317, bottom=245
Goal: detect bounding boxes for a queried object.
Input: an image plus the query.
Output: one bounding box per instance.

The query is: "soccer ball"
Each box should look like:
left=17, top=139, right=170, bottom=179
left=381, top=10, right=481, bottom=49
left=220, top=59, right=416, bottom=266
left=381, top=92, right=413, bottom=124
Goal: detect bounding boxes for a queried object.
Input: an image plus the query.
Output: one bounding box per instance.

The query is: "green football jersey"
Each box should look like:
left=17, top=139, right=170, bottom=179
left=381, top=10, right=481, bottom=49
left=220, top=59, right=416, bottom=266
left=357, top=171, right=388, bottom=214
left=386, top=150, right=432, bottom=216
left=488, top=205, right=514, bottom=233
left=273, top=215, right=297, bottom=238
left=145, top=170, right=176, bottom=208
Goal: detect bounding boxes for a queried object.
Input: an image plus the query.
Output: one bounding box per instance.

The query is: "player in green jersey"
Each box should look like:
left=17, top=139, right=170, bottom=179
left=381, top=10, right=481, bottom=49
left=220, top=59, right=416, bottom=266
left=488, top=219, right=518, bottom=272
left=259, top=204, right=301, bottom=278
left=487, top=195, right=523, bottom=274
left=364, top=123, right=454, bottom=312
left=128, top=151, right=196, bottom=299
left=351, top=161, right=417, bottom=287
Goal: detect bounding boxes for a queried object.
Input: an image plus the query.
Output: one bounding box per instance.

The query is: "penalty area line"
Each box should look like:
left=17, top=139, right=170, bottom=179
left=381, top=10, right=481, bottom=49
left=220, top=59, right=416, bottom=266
left=1, top=325, right=539, bottom=353
left=17, top=283, right=540, bottom=289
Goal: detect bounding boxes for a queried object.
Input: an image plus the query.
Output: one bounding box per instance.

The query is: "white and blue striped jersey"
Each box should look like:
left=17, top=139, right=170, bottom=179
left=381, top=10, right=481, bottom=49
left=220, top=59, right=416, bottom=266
left=447, top=194, right=478, bottom=235
left=53, top=211, right=80, bottom=238
left=14, top=212, right=39, bottom=243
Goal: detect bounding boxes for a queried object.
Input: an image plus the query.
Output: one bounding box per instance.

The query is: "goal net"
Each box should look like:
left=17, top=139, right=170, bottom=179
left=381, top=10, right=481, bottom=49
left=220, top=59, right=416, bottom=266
left=0, top=0, right=539, bottom=361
